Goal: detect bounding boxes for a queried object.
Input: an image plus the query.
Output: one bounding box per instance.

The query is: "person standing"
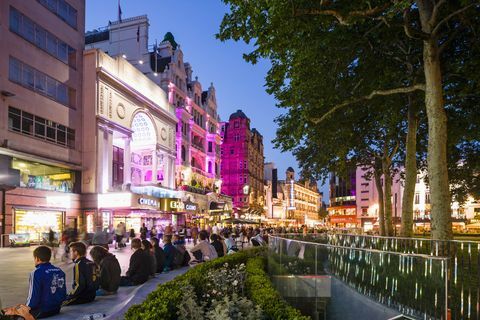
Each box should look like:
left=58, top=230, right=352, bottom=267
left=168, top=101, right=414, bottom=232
left=89, top=246, right=121, bottom=296
left=63, top=242, right=98, bottom=306
left=47, top=228, right=58, bottom=261
left=139, top=223, right=148, bottom=240
left=191, top=225, right=199, bottom=246
left=114, top=223, right=124, bottom=249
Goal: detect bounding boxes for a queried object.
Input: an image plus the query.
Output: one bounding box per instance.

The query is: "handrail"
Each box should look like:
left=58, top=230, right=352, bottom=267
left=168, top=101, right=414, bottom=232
left=268, top=235, right=450, bottom=261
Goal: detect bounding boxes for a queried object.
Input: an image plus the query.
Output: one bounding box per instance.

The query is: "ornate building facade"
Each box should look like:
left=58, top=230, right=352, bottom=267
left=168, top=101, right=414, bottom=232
left=221, top=110, right=264, bottom=217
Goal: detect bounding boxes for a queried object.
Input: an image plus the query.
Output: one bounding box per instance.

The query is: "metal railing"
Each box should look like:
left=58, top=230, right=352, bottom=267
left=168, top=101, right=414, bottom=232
left=268, top=234, right=449, bottom=320
left=280, top=232, right=479, bottom=320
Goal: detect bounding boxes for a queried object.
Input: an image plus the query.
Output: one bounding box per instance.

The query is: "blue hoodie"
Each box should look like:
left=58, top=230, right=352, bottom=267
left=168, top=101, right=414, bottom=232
left=26, top=262, right=66, bottom=313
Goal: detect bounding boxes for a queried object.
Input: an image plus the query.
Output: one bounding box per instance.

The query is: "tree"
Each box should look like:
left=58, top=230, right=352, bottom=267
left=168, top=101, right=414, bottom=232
left=218, top=0, right=480, bottom=240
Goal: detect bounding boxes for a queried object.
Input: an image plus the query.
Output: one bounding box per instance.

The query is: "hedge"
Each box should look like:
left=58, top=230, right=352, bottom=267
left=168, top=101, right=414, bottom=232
left=125, top=247, right=310, bottom=320
left=245, top=257, right=310, bottom=320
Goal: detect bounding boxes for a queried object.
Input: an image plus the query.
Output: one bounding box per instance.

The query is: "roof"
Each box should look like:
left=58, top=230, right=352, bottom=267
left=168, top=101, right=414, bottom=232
left=229, top=109, right=248, bottom=120
left=287, top=167, right=295, bottom=172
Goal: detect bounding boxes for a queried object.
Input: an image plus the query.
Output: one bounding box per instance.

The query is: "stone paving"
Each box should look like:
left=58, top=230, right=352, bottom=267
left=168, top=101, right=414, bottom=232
left=0, top=240, right=198, bottom=308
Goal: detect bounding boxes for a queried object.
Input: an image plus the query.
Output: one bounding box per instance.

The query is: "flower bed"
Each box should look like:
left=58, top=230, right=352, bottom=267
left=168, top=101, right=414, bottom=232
left=125, top=248, right=309, bottom=320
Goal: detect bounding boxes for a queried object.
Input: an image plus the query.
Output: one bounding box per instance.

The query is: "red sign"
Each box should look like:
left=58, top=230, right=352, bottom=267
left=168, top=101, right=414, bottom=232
left=329, top=215, right=358, bottom=224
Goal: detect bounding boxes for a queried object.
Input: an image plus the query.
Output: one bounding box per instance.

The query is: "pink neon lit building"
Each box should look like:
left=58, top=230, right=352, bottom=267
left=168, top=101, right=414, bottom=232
left=221, top=110, right=264, bottom=214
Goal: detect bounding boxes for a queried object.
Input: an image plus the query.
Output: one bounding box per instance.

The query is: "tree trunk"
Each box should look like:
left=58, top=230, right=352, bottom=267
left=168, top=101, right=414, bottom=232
left=401, top=101, right=418, bottom=237
left=418, top=1, right=453, bottom=240
left=374, top=164, right=385, bottom=236
left=382, top=158, right=394, bottom=236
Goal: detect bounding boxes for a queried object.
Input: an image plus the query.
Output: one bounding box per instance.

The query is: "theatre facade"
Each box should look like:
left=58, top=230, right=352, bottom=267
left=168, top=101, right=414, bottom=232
left=81, top=49, right=181, bottom=232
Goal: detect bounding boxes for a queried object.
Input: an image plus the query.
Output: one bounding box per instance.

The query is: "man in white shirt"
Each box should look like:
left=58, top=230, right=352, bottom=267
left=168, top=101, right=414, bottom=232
left=190, top=230, right=218, bottom=261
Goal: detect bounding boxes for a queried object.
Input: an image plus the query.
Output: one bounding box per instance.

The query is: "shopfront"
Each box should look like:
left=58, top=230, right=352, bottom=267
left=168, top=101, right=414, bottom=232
left=96, top=193, right=199, bottom=232
left=14, top=208, right=64, bottom=241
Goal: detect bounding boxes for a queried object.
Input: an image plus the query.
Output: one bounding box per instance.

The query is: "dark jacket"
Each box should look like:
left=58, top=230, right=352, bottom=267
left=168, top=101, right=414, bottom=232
left=99, top=253, right=121, bottom=293
left=211, top=240, right=225, bottom=257
left=126, top=249, right=150, bottom=285
left=153, top=246, right=165, bottom=273
left=64, top=257, right=98, bottom=305
left=163, top=243, right=177, bottom=270
left=26, top=262, right=66, bottom=314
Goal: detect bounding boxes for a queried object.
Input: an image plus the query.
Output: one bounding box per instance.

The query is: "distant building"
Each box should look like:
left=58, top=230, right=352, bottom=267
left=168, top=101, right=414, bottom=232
left=0, top=0, right=85, bottom=240
left=84, top=15, right=230, bottom=227
left=221, top=110, right=264, bottom=217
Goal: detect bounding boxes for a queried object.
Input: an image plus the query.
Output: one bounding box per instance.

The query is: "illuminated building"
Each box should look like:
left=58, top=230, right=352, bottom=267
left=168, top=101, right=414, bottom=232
left=221, top=110, right=265, bottom=218
left=84, top=15, right=231, bottom=226
left=82, top=49, right=179, bottom=232
left=0, top=0, right=85, bottom=243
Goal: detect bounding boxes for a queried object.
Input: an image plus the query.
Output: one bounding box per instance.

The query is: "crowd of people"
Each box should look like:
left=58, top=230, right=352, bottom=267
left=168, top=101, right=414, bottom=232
left=0, top=223, right=271, bottom=319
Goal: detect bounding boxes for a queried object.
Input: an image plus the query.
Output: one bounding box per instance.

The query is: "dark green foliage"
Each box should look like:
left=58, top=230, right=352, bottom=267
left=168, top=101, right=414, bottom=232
left=125, top=248, right=308, bottom=320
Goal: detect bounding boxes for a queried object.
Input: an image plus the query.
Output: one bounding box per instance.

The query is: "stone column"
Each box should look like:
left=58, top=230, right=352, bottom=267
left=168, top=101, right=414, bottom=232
left=169, top=155, right=176, bottom=189
left=123, top=137, right=131, bottom=187
left=96, top=127, right=105, bottom=193
left=152, top=148, right=158, bottom=184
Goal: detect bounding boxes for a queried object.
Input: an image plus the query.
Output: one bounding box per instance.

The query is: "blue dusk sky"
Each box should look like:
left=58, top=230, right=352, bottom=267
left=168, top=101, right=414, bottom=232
left=85, top=0, right=329, bottom=200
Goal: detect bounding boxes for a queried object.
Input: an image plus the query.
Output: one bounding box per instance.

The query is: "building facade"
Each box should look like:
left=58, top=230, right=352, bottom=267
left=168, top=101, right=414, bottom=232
left=82, top=48, right=183, bottom=233
left=221, top=110, right=264, bottom=217
left=84, top=15, right=230, bottom=226
left=0, top=0, right=85, bottom=242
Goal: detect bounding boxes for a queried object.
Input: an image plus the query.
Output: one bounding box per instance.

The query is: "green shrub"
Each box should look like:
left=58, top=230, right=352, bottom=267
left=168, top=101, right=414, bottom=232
left=125, top=247, right=309, bottom=320
left=245, top=257, right=310, bottom=320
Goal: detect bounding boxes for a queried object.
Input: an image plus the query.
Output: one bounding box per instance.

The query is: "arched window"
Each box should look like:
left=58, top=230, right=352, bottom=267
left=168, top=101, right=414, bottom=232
left=208, top=161, right=212, bottom=173
left=131, top=113, right=156, bottom=146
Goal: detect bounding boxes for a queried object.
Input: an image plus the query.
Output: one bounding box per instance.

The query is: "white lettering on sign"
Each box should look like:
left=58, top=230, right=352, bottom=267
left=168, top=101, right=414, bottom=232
left=170, top=201, right=185, bottom=210
left=185, top=204, right=197, bottom=211
left=138, top=198, right=159, bottom=207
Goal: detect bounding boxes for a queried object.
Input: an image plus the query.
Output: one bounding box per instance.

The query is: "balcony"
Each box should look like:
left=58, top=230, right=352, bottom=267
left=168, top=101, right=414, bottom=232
left=191, top=142, right=205, bottom=153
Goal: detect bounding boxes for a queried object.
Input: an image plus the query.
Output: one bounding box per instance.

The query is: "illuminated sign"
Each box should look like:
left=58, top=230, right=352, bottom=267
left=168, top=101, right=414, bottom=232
left=98, top=193, right=132, bottom=208
left=138, top=197, right=159, bottom=208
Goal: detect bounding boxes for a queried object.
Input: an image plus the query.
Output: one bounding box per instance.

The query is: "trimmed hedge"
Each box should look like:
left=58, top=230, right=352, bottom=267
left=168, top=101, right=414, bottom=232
left=125, top=247, right=309, bottom=320
left=246, top=257, right=310, bottom=320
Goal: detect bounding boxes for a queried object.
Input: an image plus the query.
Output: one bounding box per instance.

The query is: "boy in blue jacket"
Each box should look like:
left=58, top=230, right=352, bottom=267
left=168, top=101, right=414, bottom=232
left=4, top=245, right=67, bottom=319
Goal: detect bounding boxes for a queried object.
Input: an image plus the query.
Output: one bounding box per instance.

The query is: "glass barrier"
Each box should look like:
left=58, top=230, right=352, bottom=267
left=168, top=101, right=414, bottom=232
left=268, top=235, right=448, bottom=320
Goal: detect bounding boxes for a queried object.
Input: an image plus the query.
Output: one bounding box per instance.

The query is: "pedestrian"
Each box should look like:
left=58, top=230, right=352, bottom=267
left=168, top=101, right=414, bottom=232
left=140, top=223, right=148, bottom=240
left=162, top=234, right=177, bottom=272
left=186, top=227, right=192, bottom=242
left=89, top=246, right=121, bottom=296
left=63, top=242, right=98, bottom=306
left=129, top=228, right=135, bottom=242
left=210, top=234, right=225, bottom=257
left=119, top=238, right=150, bottom=286
left=223, top=231, right=238, bottom=254
left=91, top=227, right=109, bottom=251
left=191, top=225, right=199, bottom=246
left=150, top=237, right=165, bottom=274
left=165, top=224, right=173, bottom=236
left=191, top=230, right=218, bottom=262
left=114, top=223, right=124, bottom=249
left=3, top=246, right=66, bottom=319
left=172, top=235, right=190, bottom=267
left=141, top=240, right=156, bottom=277
left=47, top=228, right=58, bottom=261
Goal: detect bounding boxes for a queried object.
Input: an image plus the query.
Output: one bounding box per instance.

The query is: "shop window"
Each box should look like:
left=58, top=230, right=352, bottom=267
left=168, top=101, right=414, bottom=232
left=12, top=158, right=77, bottom=192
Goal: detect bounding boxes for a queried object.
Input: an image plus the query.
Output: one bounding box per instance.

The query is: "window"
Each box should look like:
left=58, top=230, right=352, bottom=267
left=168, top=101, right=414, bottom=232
left=181, top=146, right=186, bottom=162
left=234, top=121, right=239, bottom=128
left=208, top=141, right=213, bottom=153
left=208, top=161, right=212, bottom=174
left=9, top=57, right=75, bottom=108
left=230, top=147, right=234, bottom=155
left=9, top=7, right=76, bottom=67
left=37, top=0, right=77, bottom=29
left=415, top=193, right=420, bottom=204
left=425, top=192, right=430, bottom=204
left=8, top=106, right=75, bottom=148
left=112, top=146, right=124, bottom=188
left=234, top=134, right=240, bottom=142
left=416, top=175, right=420, bottom=184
